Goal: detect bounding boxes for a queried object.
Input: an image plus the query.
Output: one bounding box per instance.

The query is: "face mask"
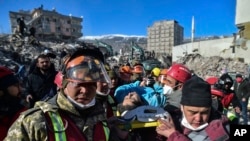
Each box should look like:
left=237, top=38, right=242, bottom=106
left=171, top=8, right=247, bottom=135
left=163, top=85, right=173, bottom=95
left=96, top=89, right=110, bottom=96
left=181, top=113, right=208, bottom=131
left=67, top=96, right=96, bottom=110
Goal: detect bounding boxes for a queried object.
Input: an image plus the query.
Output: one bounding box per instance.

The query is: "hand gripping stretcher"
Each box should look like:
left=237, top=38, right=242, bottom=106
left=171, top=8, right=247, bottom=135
left=118, top=105, right=170, bottom=129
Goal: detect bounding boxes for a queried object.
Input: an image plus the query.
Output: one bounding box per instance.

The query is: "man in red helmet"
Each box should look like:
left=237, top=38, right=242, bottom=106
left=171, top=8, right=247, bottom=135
left=163, top=63, right=191, bottom=132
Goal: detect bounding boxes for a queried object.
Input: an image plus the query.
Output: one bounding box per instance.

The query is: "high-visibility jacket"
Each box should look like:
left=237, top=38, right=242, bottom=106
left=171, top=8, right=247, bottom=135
left=45, top=111, right=110, bottom=141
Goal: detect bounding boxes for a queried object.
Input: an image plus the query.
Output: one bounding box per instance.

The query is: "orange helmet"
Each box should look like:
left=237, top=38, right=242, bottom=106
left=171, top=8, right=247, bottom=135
left=160, top=69, right=168, bottom=76
left=132, top=65, right=144, bottom=74
left=62, top=48, right=111, bottom=85
left=119, top=66, right=132, bottom=74
left=159, top=68, right=168, bottom=84
left=167, top=63, right=191, bottom=83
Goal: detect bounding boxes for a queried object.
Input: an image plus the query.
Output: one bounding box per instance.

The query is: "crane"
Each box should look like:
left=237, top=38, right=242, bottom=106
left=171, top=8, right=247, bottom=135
left=94, top=39, right=114, bottom=57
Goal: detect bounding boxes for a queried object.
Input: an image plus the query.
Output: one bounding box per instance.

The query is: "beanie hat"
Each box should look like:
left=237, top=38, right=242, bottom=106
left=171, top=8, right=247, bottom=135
left=236, top=73, right=242, bottom=78
left=0, top=74, right=19, bottom=90
left=181, top=75, right=212, bottom=107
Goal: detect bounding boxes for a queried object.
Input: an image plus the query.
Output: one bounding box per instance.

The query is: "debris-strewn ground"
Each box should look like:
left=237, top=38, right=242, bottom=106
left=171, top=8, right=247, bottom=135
left=176, top=53, right=249, bottom=79
left=0, top=34, right=249, bottom=80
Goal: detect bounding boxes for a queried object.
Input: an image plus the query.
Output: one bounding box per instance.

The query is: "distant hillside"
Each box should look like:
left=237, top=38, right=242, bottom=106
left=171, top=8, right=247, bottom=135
left=78, top=34, right=147, bottom=53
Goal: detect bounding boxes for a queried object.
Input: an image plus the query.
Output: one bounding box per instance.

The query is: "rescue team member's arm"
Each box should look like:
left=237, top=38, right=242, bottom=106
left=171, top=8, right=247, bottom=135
left=4, top=110, right=48, bottom=141
left=107, top=116, right=130, bottom=140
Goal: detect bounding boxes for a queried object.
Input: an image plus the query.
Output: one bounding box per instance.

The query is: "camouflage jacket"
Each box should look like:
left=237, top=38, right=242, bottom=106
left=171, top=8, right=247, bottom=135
left=4, top=92, right=107, bottom=141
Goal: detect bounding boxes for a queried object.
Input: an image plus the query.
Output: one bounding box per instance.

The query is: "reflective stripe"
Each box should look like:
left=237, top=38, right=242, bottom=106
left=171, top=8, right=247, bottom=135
left=48, top=112, right=67, bottom=141
left=108, top=95, right=117, bottom=115
left=227, top=111, right=237, bottom=121
left=102, top=122, right=110, bottom=141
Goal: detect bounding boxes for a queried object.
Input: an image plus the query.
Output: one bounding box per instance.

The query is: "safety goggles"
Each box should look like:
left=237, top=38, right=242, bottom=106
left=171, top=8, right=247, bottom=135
left=65, top=56, right=111, bottom=86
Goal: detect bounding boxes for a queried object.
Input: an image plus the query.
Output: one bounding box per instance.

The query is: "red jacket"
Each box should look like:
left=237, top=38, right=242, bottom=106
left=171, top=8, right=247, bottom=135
left=167, top=118, right=230, bottom=141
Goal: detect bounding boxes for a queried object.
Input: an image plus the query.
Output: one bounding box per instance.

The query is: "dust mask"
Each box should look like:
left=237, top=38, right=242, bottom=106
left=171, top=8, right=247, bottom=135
left=67, top=95, right=96, bottom=110
left=163, top=85, right=173, bottom=95
left=181, top=113, right=208, bottom=131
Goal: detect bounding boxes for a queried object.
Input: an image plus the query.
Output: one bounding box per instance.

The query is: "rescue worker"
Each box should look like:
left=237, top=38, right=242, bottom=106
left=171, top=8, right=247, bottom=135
left=158, top=68, right=168, bottom=86
left=96, top=70, right=119, bottom=118
left=131, top=64, right=145, bottom=82
left=207, top=78, right=239, bottom=124
left=4, top=47, right=126, bottom=141
left=234, top=73, right=250, bottom=125
left=215, top=73, right=241, bottom=112
left=149, top=67, right=164, bottom=92
left=156, top=76, right=230, bottom=140
left=0, top=66, right=27, bottom=140
left=151, top=67, right=161, bottom=82
left=119, top=65, right=133, bottom=84
left=163, top=63, right=191, bottom=132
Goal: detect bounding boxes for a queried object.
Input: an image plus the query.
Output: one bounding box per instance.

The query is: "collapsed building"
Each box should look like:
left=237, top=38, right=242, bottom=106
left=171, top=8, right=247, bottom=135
left=9, top=5, right=83, bottom=41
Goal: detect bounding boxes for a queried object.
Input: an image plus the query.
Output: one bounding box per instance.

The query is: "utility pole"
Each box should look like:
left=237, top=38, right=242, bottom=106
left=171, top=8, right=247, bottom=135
left=191, top=16, right=195, bottom=42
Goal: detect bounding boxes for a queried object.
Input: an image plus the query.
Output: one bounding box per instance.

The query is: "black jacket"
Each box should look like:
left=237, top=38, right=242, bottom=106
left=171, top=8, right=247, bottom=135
left=26, top=66, right=57, bottom=101
left=234, top=79, right=250, bottom=100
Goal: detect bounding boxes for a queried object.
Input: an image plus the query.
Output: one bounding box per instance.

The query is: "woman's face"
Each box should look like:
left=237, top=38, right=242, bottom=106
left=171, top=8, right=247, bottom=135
left=122, top=92, right=142, bottom=107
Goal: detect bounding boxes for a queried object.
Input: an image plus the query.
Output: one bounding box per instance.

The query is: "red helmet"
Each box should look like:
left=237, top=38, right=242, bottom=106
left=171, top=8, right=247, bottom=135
left=211, top=88, right=224, bottom=97
left=205, top=76, right=218, bottom=85
left=167, top=63, right=191, bottom=83
left=0, top=66, right=13, bottom=78
left=54, top=71, right=63, bottom=88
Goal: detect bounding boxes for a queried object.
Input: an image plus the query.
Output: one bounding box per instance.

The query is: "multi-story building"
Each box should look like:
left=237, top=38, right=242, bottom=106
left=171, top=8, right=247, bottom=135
left=235, top=0, right=250, bottom=40
left=147, top=20, right=184, bottom=55
left=9, top=5, right=83, bottom=40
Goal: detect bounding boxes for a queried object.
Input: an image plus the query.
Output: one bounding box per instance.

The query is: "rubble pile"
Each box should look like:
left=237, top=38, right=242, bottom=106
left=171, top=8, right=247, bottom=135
left=176, top=53, right=249, bottom=78
left=0, top=34, right=69, bottom=71
left=0, top=34, right=249, bottom=80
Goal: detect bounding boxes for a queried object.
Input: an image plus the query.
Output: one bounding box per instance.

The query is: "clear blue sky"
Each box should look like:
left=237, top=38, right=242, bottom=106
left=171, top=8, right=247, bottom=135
left=0, top=0, right=237, bottom=38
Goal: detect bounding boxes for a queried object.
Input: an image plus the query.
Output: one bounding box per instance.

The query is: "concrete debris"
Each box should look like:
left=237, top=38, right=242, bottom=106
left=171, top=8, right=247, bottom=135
left=0, top=34, right=249, bottom=80
left=176, top=53, right=249, bottom=79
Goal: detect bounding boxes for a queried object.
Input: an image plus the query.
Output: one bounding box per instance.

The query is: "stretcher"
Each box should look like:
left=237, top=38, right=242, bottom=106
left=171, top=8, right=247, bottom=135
left=118, top=105, right=169, bottom=129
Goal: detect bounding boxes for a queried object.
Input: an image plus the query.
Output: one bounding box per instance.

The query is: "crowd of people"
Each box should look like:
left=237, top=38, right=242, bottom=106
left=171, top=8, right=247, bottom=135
left=1, top=44, right=250, bottom=141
